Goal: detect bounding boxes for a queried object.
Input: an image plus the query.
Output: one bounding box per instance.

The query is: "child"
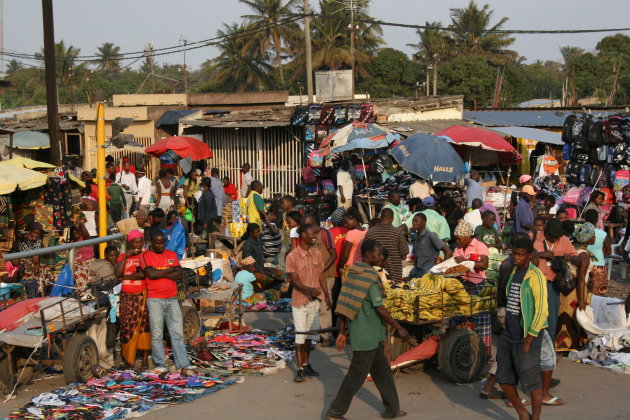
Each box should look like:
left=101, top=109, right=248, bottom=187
left=262, top=212, right=282, bottom=265
left=474, top=210, right=503, bottom=250
left=279, top=195, right=297, bottom=230
left=373, top=247, right=391, bottom=284
left=496, top=236, right=548, bottom=420
left=529, top=216, right=546, bottom=241
left=286, top=210, right=302, bottom=251
left=235, top=256, right=258, bottom=303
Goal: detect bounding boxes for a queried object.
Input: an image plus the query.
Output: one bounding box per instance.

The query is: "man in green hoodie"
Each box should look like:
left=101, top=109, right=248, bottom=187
left=496, top=236, right=549, bottom=420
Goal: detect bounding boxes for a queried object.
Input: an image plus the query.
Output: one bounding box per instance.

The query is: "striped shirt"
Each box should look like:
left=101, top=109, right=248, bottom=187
left=364, top=224, right=409, bottom=283
left=261, top=222, right=282, bottom=258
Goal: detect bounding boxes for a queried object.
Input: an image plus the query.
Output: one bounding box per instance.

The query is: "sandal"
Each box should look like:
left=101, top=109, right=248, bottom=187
left=480, top=388, right=505, bottom=400
left=543, top=396, right=564, bottom=406
left=506, top=398, right=531, bottom=407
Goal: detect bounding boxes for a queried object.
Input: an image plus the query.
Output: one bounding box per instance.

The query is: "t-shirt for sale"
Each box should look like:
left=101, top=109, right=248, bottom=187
left=503, top=267, right=527, bottom=343
left=141, top=249, right=180, bottom=299
left=118, top=253, right=146, bottom=294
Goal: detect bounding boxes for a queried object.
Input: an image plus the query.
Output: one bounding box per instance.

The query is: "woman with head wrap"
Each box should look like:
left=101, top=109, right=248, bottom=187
left=556, top=223, right=594, bottom=352
left=453, top=220, right=492, bottom=359
left=115, top=230, right=151, bottom=369
left=10, top=222, right=55, bottom=298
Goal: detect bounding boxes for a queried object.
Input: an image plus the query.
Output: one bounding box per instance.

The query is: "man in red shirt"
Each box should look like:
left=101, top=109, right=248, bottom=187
left=286, top=223, right=331, bottom=383
left=223, top=176, right=238, bottom=201
left=142, top=230, right=195, bottom=375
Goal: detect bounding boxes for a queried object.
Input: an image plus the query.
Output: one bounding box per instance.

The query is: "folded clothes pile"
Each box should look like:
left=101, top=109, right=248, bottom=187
left=192, top=326, right=295, bottom=377
left=246, top=298, right=292, bottom=312
left=8, top=327, right=295, bottom=419
left=8, top=370, right=237, bottom=419
left=355, top=171, right=415, bottom=199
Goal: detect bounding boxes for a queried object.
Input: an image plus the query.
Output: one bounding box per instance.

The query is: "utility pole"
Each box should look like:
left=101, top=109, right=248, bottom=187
left=41, top=0, right=62, bottom=166
left=348, top=0, right=357, bottom=101
left=303, top=0, right=314, bottom=103
left=180, top=37, right=188, bottom=107
left=432, top=54, right=438, bottom=96
left=426, top=65, right=432, bottom=96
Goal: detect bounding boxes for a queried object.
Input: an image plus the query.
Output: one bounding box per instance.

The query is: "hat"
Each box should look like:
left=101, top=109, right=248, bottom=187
left=330, top=208, right=346, bottom=226
left=241, top=256, right=256, bottom=266
left=134, top=209, right=147, bottom=220
left=127, top=230, right=143, bottom=242
left=522, top=185, right=536, bottom=196
left=422, top=196, right=436, bottom=207
left=544, top=218, right=564, bottom=239
left=574, top=222, right=595, bottom=243
left=454, top=220, right=474, bottom=237
left=519, top=174, right=532, bottom=184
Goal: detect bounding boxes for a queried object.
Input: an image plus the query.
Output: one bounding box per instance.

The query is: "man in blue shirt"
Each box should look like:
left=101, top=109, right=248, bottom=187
left=514, top=185, right=536, bottom=234
left=465, top=171, right=484, bottom=208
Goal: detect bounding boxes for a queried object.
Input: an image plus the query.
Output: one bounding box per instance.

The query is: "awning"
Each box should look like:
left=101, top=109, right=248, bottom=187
left=490, top=126, right=563, bottom=146
left=155, top=110, right=197, bottom=128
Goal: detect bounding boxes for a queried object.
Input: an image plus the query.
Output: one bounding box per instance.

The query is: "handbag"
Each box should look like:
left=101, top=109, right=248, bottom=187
left=543, top=241, right=576, bottom=294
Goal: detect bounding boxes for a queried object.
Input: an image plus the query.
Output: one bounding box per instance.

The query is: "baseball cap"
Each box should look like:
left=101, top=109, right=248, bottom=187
left=422, top=196, right=436, bottom=207
left=519, top=174, right=532, bottom=184
left=522, top=185, right=536, bottom=196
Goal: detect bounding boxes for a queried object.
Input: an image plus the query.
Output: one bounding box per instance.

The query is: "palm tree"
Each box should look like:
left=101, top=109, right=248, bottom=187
left=212, top=23, right=273, bottom=92
left=409, top=21, right=451, bottom=65
left=447, top=1, right=516, bottom=65
left=34, top=40, right=81, bottom=81
left=94, top=42, right=122, bottom=72
left=240, top=0, right=300, bottom=89
left=5, top=59, right=23, bottom=75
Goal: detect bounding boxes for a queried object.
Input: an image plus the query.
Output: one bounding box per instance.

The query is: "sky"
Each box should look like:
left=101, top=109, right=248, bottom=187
left=3, top=0, right=630, bottom=71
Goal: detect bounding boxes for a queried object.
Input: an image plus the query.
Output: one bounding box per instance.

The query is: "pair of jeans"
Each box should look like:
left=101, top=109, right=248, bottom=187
left=327, top=342, right=400, bottom=417
left=146, top=298, right=191, bottom=370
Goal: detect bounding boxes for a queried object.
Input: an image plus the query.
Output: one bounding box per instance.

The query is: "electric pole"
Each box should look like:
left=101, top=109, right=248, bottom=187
left=41, top=0, right=62, bottom=166
left=303, top=0, right=313, bottom=103
left=181, top=37, right=188, bottom=107
left=349, top=0, right=356, bottom=101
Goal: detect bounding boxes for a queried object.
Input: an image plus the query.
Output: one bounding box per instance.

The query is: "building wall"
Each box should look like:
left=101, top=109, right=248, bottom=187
left=203, top=126, right=303, bottom=198
left=384, top=107, right=462, bottom=122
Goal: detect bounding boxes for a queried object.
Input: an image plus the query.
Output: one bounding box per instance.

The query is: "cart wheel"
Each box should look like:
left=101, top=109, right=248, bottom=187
left=63, top=335, right=99, bottom=384
left=181, top=305, right=201, bottom=345
left=438, top=329, right=485, bottom=383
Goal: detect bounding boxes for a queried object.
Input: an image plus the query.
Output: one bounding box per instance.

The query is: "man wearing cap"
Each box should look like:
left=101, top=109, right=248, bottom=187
left=115, top=156, right=137, bottom=174
left=514, top=185, right=537, bottom=234
left=136, top=168, right=152, bottom=214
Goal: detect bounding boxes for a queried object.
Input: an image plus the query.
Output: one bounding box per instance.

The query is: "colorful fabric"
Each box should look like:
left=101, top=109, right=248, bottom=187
left=556, top=287, right=588, bottom=351
left=73, top=258, right=95, bottom=291
left=336, top=262, right=381, bottom=321
left=588, top=265, right=608, bottom=295
left=454, top=220, right=473, bottom=237
left=574, top=222, right=595, bottom=243
left=241, top=256, right=256, bottom=266
left=120, top=290, right=151, bottom=366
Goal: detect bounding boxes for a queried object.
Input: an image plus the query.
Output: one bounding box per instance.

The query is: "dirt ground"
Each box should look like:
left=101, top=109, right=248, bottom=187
left=1, top=311, right=629, bottom=420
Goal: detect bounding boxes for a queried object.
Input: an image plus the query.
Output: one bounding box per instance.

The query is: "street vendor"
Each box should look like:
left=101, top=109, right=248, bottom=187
left=409, top=213, right=452, bottom=279
left=245, top=180, right=268, bottom=228
left=10, top=222, right=55, bottom=298
left=453, top=220, right=492, bottom=359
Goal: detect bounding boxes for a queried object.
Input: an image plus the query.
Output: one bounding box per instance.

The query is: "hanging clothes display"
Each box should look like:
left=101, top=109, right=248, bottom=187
left=45, top=172, right=73, bottom=231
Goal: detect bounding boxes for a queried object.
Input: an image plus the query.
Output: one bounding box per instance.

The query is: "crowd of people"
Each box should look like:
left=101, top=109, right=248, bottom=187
left=5, top=152, right=626, bottom=420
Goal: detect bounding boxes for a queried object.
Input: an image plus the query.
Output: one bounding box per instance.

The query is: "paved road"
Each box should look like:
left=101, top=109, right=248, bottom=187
left=1, top=311, right=628, bottom=420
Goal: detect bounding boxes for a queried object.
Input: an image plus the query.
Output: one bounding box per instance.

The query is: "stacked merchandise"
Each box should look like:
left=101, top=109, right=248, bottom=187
left=383, top=274, right=497, bottom=322
left=562, top=113, right=630, bottom=195
left=9, top=327, right=294, bottom=419
left=355, top=171, right=416, bottom=200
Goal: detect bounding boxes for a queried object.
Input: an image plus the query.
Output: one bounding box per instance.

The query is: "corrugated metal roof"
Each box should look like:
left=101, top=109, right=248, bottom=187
left=384, top=119, right=470, bottom=134
left=463, top=110, right=572, bottom=127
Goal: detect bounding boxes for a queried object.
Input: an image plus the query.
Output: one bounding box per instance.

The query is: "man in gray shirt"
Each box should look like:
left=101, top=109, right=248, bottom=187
left=465, top=170, right=484, bottom=209
left=409, top=213, right=452, bottom=279
left=209, top=168, right=226, bottom=219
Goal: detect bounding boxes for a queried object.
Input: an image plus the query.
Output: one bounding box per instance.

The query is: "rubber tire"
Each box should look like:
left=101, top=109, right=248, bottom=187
left=438, top=329, right=486, bottom=383
left=181, top=305, right=201, bottom=345
left=63, top=335, right=99, bottom=384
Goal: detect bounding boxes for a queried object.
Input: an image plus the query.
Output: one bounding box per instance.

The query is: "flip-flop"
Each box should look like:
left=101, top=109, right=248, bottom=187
left=543, top=396, right=564, bottom=406
left=506, top=398, right=531, bottom=407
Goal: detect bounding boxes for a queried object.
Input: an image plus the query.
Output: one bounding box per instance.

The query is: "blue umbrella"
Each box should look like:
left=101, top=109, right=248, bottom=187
left=389, top=134, right=465, bottom=183
left=330, top=131, right=399, bottom=153
left=11, top=131, right=50, bottom=149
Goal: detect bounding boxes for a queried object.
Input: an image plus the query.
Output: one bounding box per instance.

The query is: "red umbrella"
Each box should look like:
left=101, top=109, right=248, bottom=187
left=145, top=136, right=213, bottom=160
left=435, top=126, right=522, bottom=166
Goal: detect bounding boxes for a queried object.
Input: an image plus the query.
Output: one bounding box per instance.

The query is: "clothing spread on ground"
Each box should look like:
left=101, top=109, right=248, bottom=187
left=8, top=327, right=295, bottom=419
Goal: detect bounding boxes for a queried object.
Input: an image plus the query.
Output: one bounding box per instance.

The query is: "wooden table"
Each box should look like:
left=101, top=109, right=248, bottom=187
left=208, top=233, right=239, bottom=251
left=354, top=197, right=388, bottom=223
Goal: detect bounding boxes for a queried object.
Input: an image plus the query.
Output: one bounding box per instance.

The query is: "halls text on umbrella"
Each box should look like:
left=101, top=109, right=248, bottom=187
left=434, top=166, right=454, bottom=172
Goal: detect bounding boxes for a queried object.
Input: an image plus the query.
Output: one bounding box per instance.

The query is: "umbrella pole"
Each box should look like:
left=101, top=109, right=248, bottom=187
left=502, top=167, right=511, bottom=228
left=361, top=150, right=372, bottom=220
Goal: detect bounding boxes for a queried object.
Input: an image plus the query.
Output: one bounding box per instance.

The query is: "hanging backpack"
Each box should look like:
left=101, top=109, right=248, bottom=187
left=588, top=147, right=600, bottom=165
left=613, top=169, right=630, bottom=191
left=291, top=106, right=309, bottom=126
left=606, top=116, right=625, bottom=144
left=589, top=166, right=603, bottom=187
left=613, top=143, right=626, bottom=166
left=333, top=105, right=347, bottom=125
left=307, top=104, right=322, bottom=125
left=566, top=162, right=580, bottom=185
left=571, top=116, right=585, bottom=143
left=562, top=143, right=572, bottom=161
left=319, top=105, right=335, bottom=126
left=562, top=115, right=577, bottom=144
left=578, top=164, right=592, bottom=186
left=315, top=125, right=329, bottom=142
left=578, top=186, right=593, bottom=207
left=308, top=150, right=324, bottom=168
left=302, top=166, right=317, bottom=184
left=359, top=103, right=375, bottom=123
left=605, top=164, right=617, bottom=187
left=588, top=120, right=604, bottom=148
left=596, top=145, right=608, bottom=163
left=346, top=104, right=362, bottom=122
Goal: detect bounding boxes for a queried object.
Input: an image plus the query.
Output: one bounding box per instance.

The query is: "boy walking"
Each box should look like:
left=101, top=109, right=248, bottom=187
left=327, top=239, right=408, bottom=420
left=497, top=236, right=548, bottom=420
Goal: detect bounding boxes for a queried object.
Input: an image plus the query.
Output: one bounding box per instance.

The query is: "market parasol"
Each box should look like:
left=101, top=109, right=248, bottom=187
left=10, top=131, right=50, bottom=150
left=145, top=136, right=213, bottom=160
left=0, top=164, right=48, bottom=194
left=318, top=121, right=399, bottom=156
left=435, top=126, right=522, bottom=166
left=0, top=157, right=55, bottom=169
left=389, top=134, right=465, bottom=183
